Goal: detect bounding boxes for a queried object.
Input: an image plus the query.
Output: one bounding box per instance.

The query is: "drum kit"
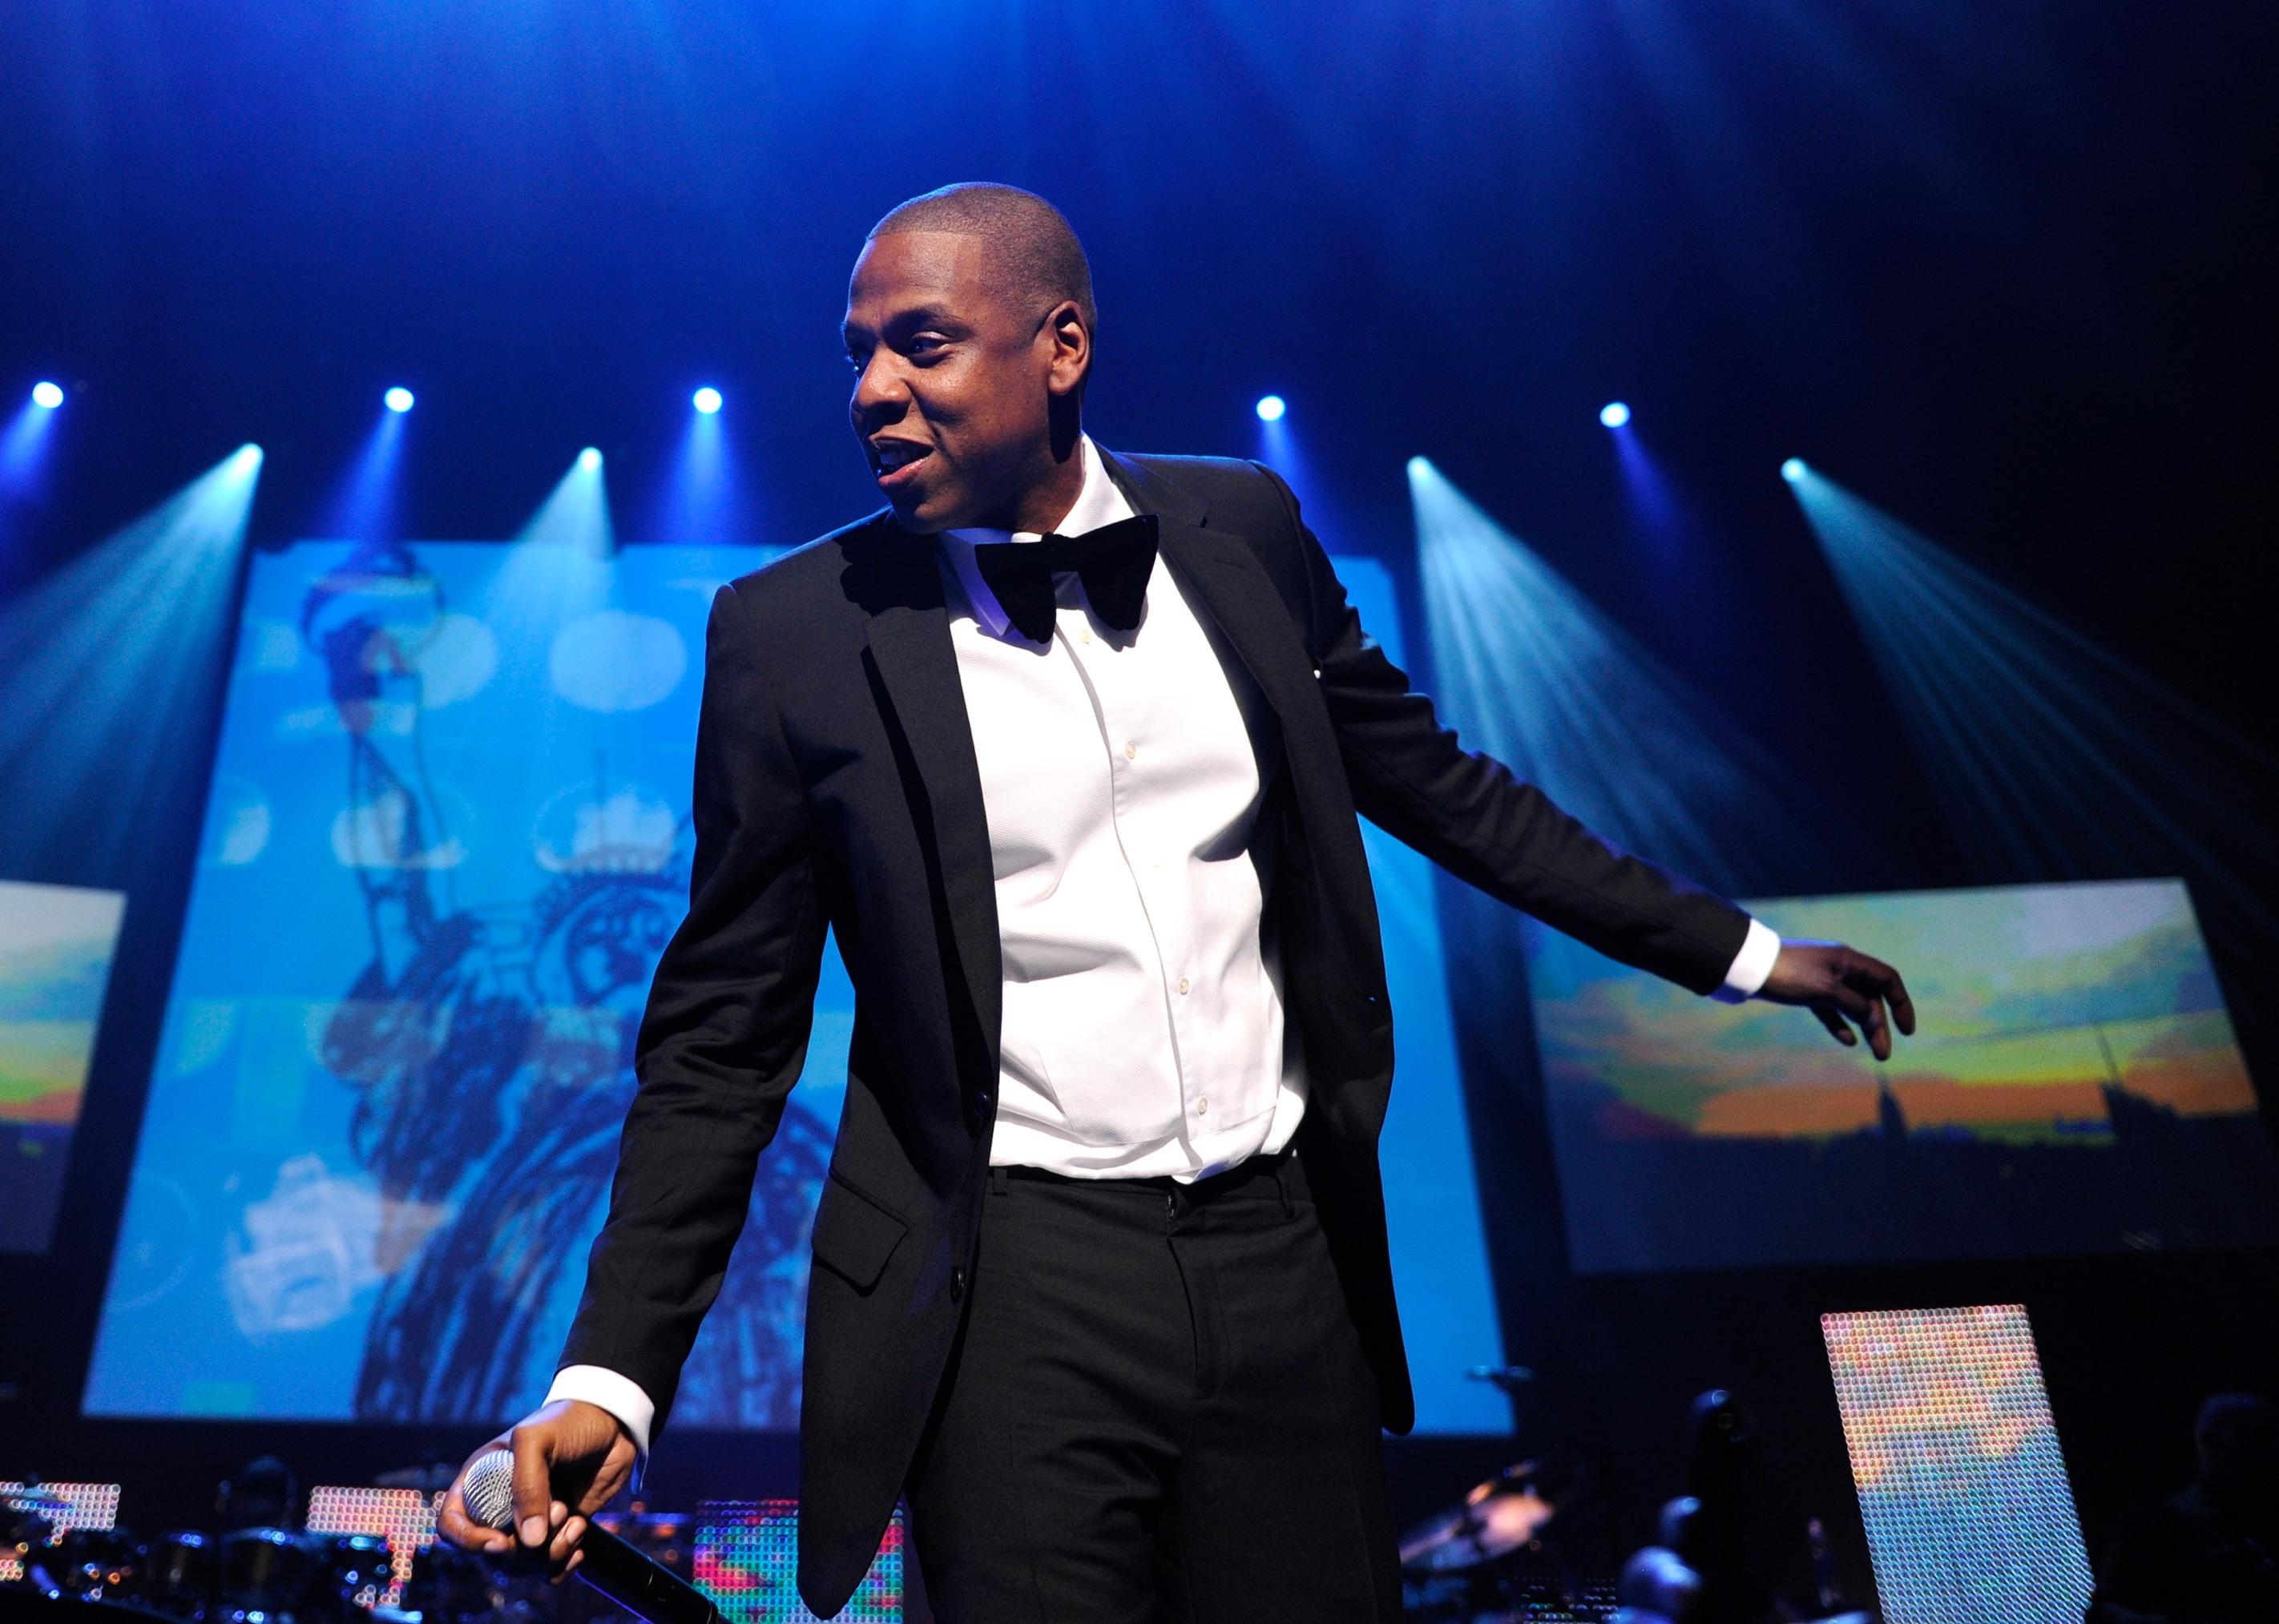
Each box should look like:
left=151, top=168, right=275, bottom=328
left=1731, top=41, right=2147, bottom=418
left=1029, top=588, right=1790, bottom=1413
left=1396, top=1458, right=1615, bottom=1622
left=2, top=1482, right=706, bottom=1624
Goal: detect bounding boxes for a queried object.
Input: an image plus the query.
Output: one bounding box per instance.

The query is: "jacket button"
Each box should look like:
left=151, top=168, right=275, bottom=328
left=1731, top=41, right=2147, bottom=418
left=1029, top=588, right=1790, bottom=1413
left=950, top=1267, right=968, bottom=1302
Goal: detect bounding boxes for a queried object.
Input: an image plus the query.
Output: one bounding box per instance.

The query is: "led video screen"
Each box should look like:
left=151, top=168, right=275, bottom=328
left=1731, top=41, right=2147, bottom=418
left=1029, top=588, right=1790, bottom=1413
left=1532, top=879, right=2277, bottom=1272
left=1823, top=1305, right=2094, bottom=1622
left=1, top=879, right=127, bottom=1253
left=85, top=538, right=1503, bottom=1430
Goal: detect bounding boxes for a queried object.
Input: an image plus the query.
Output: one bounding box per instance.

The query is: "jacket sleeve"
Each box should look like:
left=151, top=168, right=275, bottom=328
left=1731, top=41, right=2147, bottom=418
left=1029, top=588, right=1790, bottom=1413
left=557, top=578, right=828, bottom=1430
left=1252, top=461, right=1750, bottom=995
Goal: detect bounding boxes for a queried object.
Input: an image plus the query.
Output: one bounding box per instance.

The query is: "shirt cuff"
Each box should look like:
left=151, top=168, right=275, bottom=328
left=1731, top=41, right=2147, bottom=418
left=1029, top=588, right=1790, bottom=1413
left=1709, top=917, right=1781, bottom=1004
left=546, top=1365, right=655, bottom=1469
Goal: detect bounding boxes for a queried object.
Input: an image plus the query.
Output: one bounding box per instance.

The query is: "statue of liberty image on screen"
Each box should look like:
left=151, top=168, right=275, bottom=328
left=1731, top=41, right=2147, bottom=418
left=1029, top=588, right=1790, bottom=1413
left=86, top=537, right=841, bottom=1425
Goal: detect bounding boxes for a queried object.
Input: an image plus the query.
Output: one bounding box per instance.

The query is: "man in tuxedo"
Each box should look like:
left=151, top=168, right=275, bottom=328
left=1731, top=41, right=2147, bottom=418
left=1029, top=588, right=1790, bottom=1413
left=439, top=183, right=1914, bottom=1622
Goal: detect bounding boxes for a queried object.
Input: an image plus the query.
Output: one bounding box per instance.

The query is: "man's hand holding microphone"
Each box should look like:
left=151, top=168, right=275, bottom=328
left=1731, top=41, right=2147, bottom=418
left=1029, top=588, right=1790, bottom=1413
left=438, top=1400, right=639, bottom=1582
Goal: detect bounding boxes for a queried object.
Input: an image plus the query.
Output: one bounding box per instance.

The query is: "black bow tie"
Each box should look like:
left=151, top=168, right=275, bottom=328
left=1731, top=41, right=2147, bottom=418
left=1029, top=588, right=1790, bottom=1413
left=971, top=514, right=1159, bottom=645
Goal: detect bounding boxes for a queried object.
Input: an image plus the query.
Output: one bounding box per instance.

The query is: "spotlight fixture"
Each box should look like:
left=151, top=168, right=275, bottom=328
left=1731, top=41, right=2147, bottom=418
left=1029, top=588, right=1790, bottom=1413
left=1599, top=401, right=1631, bottom=429
left=384, top=387, right=414, bottom=414
left=692, top=387, right=723, bottom=415
left=578, top=447, right=603, bottom=472
left=31, top=381, right=64, bottom=409
left=1254, top=394, right=1286, bottom=422
left=1781, top=457, right=1808, bottom=483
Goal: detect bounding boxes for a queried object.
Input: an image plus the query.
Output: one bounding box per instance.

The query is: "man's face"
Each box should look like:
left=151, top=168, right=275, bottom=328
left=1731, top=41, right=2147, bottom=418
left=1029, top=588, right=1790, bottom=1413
left=843, top=231, right=1077, bottom=532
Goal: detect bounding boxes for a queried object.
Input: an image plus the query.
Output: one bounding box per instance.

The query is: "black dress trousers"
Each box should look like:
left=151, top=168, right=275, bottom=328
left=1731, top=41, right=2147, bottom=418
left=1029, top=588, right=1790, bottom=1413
left=902, top=1148, right=1403, bottom=1623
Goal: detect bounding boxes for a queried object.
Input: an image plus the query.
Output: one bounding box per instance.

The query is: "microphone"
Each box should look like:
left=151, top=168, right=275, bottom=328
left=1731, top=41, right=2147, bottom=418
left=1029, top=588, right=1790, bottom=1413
left=462, top=1448, right=722, bottom=1624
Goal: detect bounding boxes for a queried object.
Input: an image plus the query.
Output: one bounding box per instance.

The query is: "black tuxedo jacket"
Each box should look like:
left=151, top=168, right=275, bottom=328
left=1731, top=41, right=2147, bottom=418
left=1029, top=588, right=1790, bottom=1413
left=559, top=448, right=1751, bottom=1617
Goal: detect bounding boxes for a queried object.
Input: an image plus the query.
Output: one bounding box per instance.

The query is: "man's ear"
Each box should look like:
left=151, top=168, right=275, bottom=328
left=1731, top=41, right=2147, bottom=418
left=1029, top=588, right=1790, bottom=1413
left=1044, top=301, right=1091, bottom=397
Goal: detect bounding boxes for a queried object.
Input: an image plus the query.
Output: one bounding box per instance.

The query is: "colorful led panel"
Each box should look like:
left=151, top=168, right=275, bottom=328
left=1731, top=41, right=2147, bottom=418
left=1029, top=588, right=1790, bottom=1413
left=1822, top=1304, right=2093, bottom=1622
left=693, top=1501, right=902, bottom=1624
left=304, top=1484, right=440, bottom=1607
left=0, top=1480, right=122, bottom=1533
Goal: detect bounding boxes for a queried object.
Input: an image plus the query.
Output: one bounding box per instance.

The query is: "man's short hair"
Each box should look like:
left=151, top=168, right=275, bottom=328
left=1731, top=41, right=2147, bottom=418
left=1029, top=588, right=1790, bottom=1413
left=868, top=183, right=1097, bottom=336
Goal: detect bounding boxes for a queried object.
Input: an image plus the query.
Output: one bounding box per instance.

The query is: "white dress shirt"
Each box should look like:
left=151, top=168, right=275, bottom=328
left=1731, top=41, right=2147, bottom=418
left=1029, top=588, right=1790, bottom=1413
left=548, top=433, right=1779, bottom=1455
left=937, top=435, right=1308, bottom=1181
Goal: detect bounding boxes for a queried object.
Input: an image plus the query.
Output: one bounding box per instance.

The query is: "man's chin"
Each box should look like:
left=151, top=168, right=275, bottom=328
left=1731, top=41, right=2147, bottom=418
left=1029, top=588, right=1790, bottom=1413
left=886, top=484, right=966, bottom=535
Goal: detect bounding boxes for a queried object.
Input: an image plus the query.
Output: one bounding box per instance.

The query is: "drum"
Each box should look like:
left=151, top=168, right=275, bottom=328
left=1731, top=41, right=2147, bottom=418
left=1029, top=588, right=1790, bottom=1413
left=214, top=1529, right=319, bottom=1624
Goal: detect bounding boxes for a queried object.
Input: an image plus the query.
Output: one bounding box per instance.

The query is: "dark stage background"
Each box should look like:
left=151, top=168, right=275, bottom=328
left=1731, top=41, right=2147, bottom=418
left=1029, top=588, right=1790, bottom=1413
left=3, top=0, right=2277, bottom=1602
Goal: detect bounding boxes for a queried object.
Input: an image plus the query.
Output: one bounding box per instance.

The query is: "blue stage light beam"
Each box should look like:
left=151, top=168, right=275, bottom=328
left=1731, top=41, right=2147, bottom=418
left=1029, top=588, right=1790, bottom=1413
left=0, top=445, right=264, bottom=876
left=1789, top=466, right=2276, bottom=933
left=653, top=390, right=750, bottom=546
left=490, top=451, right=619, bottom=656
left=1255, top=394, right=1286, bottom=422
left=1410, top=456, right=1850, bottom=898
left=1252, top=397, right=1359, bottom=563
left=384, top=387, right=414, bottom=414
left=1611, top=417, right=1683, bottom=546
left=321, top=405, right=407, bottom=542
left=1599, top=401, right=1631, bottom=429
left=692, top=387, right=723, bottom=415
left=518, top=447, right=615, bottom=555
left=3, top=385, right=66, bottom=487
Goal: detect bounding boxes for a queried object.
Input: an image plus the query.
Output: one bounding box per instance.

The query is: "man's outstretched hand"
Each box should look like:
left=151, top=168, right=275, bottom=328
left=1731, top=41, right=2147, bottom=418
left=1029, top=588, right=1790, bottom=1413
left=1757, top=939, right=1915, bottom=1061
left=437, top=1399, right=639, bottom=1582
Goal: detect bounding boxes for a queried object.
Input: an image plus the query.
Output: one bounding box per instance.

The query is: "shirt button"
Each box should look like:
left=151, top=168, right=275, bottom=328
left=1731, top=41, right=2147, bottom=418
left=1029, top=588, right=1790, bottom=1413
left=1123, top=742, right=1137, bottom=760
left=1176, top=976, right=1190, bottom=994
left=950, top=1267, right=967, bottom=1302
left=1080, top=627, right=1094, bottom=645
left=1196, top=1097, right=1209, bottom=1115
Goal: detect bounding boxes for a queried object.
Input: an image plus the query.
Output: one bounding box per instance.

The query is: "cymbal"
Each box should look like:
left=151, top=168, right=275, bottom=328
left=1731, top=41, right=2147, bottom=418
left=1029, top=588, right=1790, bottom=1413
left=1398, top=1461, right=1559, bottom=1574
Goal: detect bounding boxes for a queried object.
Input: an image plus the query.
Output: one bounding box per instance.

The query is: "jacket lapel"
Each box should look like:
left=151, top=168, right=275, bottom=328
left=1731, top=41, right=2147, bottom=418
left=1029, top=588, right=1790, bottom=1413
left=1100, top=448, right=1344, bottom=817
left=850, top=524, right=1003, bottom=1067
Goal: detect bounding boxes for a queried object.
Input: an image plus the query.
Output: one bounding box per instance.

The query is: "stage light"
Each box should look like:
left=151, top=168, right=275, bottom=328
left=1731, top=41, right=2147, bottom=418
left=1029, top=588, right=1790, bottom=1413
left=1781, top=457, right=1807, bottom=483
left=4, top=390, right=63, bottom=483
left=322, top=403, right=406, bottom=541
left=1410, top=456, right=1845, bottom=897
left=1255, top=394, right=1286, bottom=422
left=1599, top=401, right=1630, bottom=429
left=655, top=381, right=753, bottom=546
left=0, top=445, right=265, bottom=874
left=518, top=447, right=615, bottom=555
left=1790, top=467, right=2276, bottom=932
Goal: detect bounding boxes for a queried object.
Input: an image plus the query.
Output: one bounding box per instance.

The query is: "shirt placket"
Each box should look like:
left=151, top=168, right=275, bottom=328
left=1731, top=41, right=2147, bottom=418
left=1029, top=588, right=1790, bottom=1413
left=1054, top=590, right=1209, bottom=1143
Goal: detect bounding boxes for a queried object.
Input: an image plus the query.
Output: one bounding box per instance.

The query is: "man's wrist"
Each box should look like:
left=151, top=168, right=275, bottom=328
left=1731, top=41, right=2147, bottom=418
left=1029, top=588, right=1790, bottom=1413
left=1710, top=917, right=1781, bottom=1004
left=545, top=1365, right=655, bottom=1472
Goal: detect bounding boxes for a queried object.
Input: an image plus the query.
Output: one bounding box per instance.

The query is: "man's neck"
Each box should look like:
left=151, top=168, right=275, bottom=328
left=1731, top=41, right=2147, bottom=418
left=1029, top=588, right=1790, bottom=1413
left=973, top=434, right=1091, bottom=536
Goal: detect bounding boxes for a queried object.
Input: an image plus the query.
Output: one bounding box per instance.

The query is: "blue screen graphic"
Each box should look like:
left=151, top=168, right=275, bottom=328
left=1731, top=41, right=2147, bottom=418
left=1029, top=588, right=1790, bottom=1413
left=84, top=540, right=1503, bottom=1431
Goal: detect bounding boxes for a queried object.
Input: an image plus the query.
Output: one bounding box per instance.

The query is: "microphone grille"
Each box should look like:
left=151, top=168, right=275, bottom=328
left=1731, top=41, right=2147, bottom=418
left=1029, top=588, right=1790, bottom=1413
left=463, top=1448, right=517, bottom=1532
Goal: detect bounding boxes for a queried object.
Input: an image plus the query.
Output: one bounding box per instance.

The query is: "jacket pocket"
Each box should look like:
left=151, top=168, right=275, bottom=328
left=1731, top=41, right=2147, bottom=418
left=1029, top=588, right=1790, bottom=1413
left=809, top=1167, right=910, bottom=1295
